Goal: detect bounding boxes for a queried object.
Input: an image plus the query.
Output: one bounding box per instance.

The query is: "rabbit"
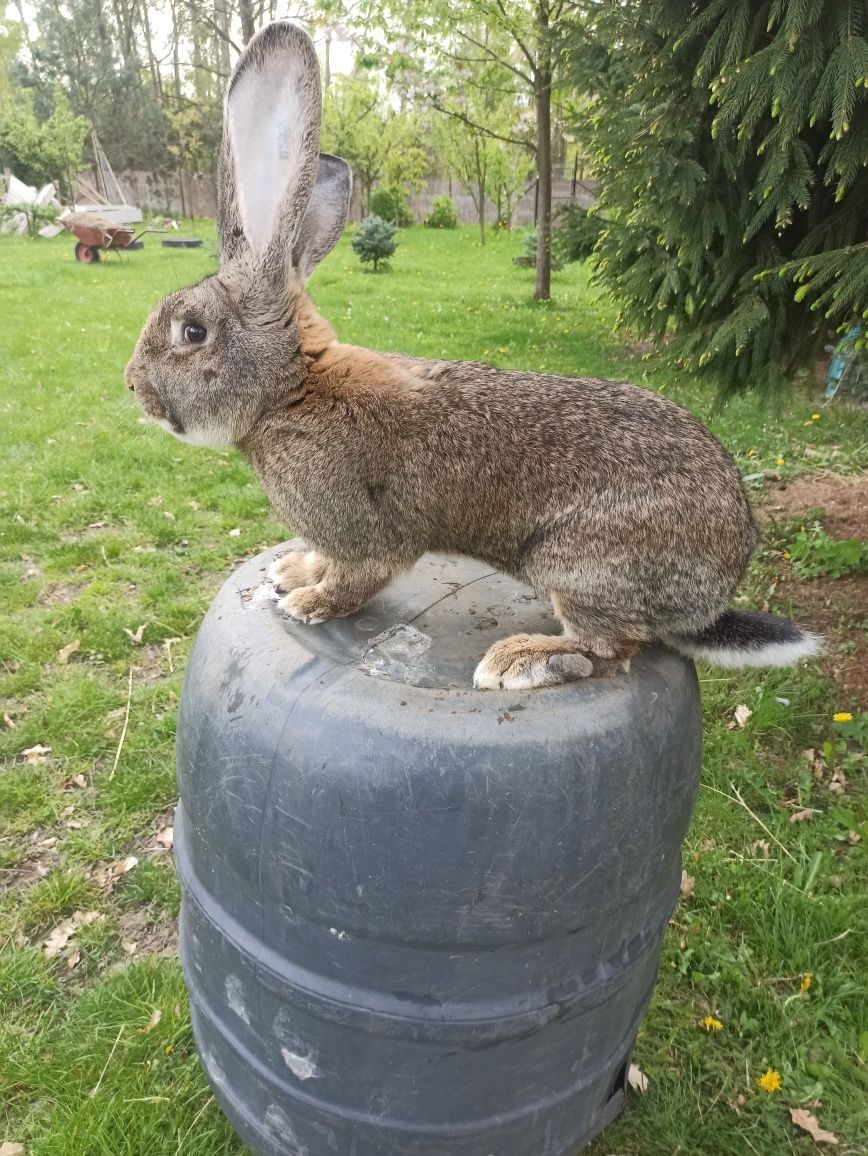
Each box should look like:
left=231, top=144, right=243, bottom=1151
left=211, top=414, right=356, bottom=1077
left=125, top=21, right=820, bottom=691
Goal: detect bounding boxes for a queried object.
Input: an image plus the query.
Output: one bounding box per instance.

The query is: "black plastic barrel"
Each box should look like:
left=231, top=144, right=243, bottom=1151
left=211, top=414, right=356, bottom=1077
left=175, top=542, right=702, bottom=1156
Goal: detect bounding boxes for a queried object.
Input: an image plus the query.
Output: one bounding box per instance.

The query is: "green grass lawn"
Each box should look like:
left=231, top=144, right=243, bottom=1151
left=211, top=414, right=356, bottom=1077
left=1, top=222, right=866, bottom=1155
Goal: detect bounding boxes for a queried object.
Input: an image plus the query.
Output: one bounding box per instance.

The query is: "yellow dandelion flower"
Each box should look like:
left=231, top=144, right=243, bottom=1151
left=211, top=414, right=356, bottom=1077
left=747, top=448, right=757, bottom=457
left=833, top=712, right=853, bottom=722
left=800, top=973, right=813, bottom=992
left=702, top=1016, right=723, bottom=1032
left=776, top=457, right=785, bottom=466
left=756, top=1068, right=782, bottom=1093
left=811, top=413, right=821, bottom=420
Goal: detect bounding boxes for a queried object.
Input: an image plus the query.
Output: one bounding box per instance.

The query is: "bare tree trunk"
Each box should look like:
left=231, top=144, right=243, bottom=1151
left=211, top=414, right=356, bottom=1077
left=534, top=1, right=552, bottom=301
left=11, top=0, right=36, bottom=56
left=138, top=0, right=163, bottom=97
left=168, top=0, right=183, bottom=101
left=324, top=30, right=331, bottom=90
left=214, top=0, right=232, bottom=77
left=239, top=0, right=256, bottom=45
left=475, top=139, right=486, bottom=246
left=110, top=0, right=134, bottom=65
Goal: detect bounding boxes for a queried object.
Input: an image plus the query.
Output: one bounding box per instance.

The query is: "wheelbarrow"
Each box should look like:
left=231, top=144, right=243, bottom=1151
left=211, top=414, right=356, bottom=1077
left=62, top=214, right=164, bottom=262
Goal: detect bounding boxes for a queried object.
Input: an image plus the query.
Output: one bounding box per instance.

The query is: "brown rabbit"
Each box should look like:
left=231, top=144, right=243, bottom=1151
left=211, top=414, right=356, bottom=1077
left=125, top=22, right=819, bottom=691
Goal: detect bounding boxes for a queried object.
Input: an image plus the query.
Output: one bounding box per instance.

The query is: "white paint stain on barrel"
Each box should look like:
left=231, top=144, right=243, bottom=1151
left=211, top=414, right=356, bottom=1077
left=224, top=974, right=251, bottom=1024
left=281, top=1047, right=320, bottom=1080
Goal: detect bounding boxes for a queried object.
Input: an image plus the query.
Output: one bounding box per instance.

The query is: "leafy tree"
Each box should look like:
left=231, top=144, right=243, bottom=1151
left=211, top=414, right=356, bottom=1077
left=577, top=0, right=868, bottom=393
left=323, top=74, right=424, bottom=212
left=351, top=214, right=399, bottom=271
left=0, top=87, right=87, bottom=200
left=28, top=0, right=168, bottom=172
left=362, top=0, right=580, bottom=299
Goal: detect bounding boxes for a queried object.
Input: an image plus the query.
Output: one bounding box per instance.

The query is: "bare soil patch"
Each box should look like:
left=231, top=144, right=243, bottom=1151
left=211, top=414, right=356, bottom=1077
left=761, top=471, right=868, bottom=709
left=116, top=905, right=178, bottom=957
left=38, top=581, right=84, bottom=607
left=766, top=470, right=868, bottom=539
left=776, top=572, right=868, bottom=709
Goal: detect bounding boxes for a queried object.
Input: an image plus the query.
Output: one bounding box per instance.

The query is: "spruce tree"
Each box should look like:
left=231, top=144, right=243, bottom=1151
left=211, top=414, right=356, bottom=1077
left=578, top=1, right=868, bottom=393
left=351, top=215, right=399, bottom=272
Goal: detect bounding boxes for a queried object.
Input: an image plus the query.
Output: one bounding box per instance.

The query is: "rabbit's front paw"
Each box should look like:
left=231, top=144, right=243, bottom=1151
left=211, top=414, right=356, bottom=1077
left=279, top=584, right=359, bottom=625
left=474, top=634, right=594, bottom=691
left=268, top=551, right=327, bottom=593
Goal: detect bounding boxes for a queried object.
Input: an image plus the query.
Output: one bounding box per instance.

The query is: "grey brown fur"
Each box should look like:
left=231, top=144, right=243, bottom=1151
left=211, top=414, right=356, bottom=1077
left=125, top=22, right=819, bottom=691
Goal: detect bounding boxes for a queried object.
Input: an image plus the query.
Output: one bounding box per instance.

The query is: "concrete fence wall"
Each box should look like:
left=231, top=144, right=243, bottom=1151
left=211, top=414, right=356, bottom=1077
left=87, top=169, right=599, bottom=227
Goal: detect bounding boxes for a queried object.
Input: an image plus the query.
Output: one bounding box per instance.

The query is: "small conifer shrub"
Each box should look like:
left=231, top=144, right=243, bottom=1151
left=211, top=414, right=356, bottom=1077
left=351, top=215, right=399, bottom=272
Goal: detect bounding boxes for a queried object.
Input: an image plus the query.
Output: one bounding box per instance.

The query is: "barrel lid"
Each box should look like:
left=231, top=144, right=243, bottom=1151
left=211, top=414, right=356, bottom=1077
left=241, top=541, right=569, bottom=691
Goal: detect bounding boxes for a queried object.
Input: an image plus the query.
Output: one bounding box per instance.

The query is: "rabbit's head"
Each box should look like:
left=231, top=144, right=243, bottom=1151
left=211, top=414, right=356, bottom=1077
left=125, top=23, right=350, bottom=447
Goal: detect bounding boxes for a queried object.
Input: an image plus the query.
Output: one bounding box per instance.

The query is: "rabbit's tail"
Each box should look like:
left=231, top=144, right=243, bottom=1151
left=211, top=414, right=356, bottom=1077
left=662, top=609, right=821, bottom=668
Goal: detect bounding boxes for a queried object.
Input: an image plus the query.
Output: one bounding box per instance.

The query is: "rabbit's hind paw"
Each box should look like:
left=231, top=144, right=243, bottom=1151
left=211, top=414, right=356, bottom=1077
left=279, top=584, right=350, bottom=625
left=268, top=550, right=327, bottom=593
left=473, top=634, right=595, bottom=691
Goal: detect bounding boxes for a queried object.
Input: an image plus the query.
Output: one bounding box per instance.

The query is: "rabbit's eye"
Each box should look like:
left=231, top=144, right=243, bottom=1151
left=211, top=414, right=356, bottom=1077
left=183, top=323, right=207, bottom=344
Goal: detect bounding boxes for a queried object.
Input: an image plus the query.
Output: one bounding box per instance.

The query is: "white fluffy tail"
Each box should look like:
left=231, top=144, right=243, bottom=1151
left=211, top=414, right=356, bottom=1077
left=663, top=610, right=821, bottom=668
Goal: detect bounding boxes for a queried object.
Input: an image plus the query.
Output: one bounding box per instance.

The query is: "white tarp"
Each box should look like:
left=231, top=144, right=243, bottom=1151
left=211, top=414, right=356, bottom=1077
left=2, top=175, right=62, bottom=234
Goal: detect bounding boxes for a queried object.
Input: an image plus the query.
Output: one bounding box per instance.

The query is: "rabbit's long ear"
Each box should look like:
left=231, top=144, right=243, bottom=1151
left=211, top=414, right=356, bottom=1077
left=292, top=154, right=352, bottom=283
left=218, top=23, right=321, bottom=267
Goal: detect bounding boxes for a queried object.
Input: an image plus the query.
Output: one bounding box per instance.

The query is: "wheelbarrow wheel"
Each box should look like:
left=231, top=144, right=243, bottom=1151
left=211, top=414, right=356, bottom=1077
left=74, top=242, right=100, bottom=263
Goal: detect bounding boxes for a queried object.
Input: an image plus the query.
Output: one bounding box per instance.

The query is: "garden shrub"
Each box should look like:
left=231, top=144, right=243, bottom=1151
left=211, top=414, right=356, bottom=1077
left=369, top=186, right=414, bottom=227
left=423, top=195, right=458, bottom=229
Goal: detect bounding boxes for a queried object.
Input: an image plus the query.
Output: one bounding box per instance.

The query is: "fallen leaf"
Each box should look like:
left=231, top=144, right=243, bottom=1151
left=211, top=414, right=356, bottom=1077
left=140, top=1008, right=162, bottom=1034
left=789, top=1108, right=838, bottom=1145
left=680, top=870, right=695, bottom=898
left=0, top=1143, right=26, bottom=1156
left=848, top=830, right=862, bottom=845
left=751, top=839, right=771, bottom=858
left=828, top=768, right=847, bottom=796
left=88, top=520, right=109, bottom=529
left=121, top=940, right=138, bottom=955
left=729, top=1093, right=745, bottom=1114
left=43, top=919, right=77, bottom=959
left=115, top=855, right=139, bottom=876
left=124, top=623, right=147, bottom=645
left=58, top=638, right=81, bottom=664
left=228, top=527, right=241, bottom=537
left=66, top=819, right=83, bottom=829
left=790, top=808, right=818, bottom=823
left=155, top=825, right=174, bottom=849
left=3, top=711, right=16, bottom=729
left=38, top=836, right=58, bottom=849
left=147, top=494, right=163, bottom=507
left=75, top=911, right=103, bottom=928
left=627, top=1063, right=649, bottom=1092
left=70, top=773, right=88, bottom=789
left=66, top=948, right=81, bottom=969
left=23, top=744, right=51, bottom=764
left=60, top=805, right=75, bottom=818
left=734, top=703, right=752, bottom=728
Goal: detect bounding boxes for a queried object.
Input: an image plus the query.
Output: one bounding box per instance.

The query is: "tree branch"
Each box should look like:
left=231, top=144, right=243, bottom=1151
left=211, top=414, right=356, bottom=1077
left=492, top=0, right=537, bottom=74
left=429, top=97, right=537, bottom=152
left=453, top=29, right=534, bottom=87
